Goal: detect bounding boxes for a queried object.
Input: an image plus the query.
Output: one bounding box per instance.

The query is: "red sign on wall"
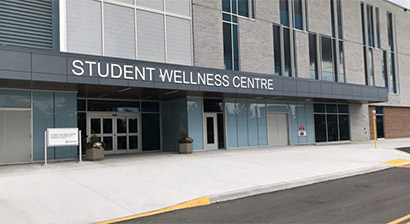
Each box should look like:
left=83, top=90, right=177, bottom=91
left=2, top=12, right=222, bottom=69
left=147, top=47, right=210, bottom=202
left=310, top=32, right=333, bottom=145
left=299, top=126, right=305, bottom=131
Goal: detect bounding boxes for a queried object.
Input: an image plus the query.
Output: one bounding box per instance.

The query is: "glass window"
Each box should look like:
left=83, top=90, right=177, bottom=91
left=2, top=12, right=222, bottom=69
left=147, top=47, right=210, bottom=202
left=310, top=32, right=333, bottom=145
left=238, top=0, right=249, bottom=17
left=368, top=48, right=374, bottom=86
left=314, top=114, right=327, bottom=142
left=375, top=8, right=380, bottom=48
left=141, top=102, right=160, bottom=112
left=363, top=47, right=368, bottom=85
left=321, top=36, right=334, bottom=81
left=280, top=0, right=290, bottom=27
left=223, top=23, right=233, bottom=70
left=361, top=3, right=366, bottom=45
left=87, top=100, right=140, bottom=112
left=142, top=114, right=161, bottom=151
left=375, top=106, right=383, bottom=115
left=77, top=99, right=86, bottom=112
left=367, top=5, right=374, bottom=47
left=222, top=0, right=230, bottom=12
left=327, top=114, right=339, bottom=141
left=309, top=33, right=318, bottom=79
left=273, top=25, right=282, bottom=76
left=338, top=104, right=348, bottom=113
left=314, top=104, right=325, bottom=113
left=314, top=103, right=350, bottom=142
left=293, top=0, right=303, bottom=30
left=339, top=115, right=350, bottom=141
left=217, top=114, right=225, bottom=149
left=390, top=53, right=397, bottom=93
left=233, top=25, right=239, bottom=71
left=382, top=50, right=388, bottom=88
left=338, top=41, right=345, bottom=82
left=337, top=0, right=343, bottom=39
left=376, top=116, right=385, bottom=138
left=204, top=99, right=223, bottom=112
left=326, top=104, right=337, bottom=113
left=283, top=27, right=292, bottom=77
left=331, top=0, right=335, bottom=38
left=387, top=13, right=394, bottom=52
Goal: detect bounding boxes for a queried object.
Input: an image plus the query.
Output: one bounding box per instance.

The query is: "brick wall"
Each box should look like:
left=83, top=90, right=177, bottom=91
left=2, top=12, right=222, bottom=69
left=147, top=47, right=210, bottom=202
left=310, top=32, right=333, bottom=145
left=369, top=106, right=410, bottom=139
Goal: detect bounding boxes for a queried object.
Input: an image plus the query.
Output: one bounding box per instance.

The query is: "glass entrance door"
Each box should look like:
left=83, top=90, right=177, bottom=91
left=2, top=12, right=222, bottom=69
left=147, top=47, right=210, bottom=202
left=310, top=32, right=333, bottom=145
left=203, top=113, right=218, bottom=150
left=88, top=113, right=140, bottom=154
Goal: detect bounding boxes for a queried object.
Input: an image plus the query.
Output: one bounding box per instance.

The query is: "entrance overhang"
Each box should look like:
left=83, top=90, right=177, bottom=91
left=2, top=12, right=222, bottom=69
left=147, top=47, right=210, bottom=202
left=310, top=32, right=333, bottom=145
left=0, top=45, right=388, bottom=103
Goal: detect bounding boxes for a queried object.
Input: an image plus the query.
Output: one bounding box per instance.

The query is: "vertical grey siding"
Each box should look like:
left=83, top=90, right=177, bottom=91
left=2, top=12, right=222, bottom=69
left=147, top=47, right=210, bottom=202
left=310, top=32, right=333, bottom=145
left=104, top=3, right=135, bottom=59
left=67, top=0, right=102, bottom=55
left=0, top=0, right=53, bottom=49
left=137, top=10, right=165, bottom=62
left=166, top=17, right=192, bottom=65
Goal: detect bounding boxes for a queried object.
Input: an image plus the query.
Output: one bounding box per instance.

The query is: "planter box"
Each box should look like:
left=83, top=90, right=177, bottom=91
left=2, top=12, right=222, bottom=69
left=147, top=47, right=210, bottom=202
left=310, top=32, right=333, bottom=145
left=179, top=143, right=193, bottom=154
left=86, top=148, right=104, bottom=161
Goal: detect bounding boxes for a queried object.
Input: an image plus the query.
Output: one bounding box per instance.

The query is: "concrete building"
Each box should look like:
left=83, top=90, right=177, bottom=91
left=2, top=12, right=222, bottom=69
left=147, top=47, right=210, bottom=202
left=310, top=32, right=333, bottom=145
left=0, top=0, right=407, bottom=165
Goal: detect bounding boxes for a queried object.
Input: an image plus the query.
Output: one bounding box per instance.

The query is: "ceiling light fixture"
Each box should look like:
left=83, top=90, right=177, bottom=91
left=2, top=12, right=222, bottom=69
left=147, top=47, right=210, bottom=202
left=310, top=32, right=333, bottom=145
left=118, top=87, right=132, bottom=93
left=163, top=90, right=178, bottom=96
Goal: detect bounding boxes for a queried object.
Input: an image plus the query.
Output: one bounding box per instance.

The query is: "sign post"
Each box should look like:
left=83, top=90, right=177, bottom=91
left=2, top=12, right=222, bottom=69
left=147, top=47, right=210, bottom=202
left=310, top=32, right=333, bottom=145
left=43, top=128, right=81, bottom=165
left=372, top=110, right=377, bottom=149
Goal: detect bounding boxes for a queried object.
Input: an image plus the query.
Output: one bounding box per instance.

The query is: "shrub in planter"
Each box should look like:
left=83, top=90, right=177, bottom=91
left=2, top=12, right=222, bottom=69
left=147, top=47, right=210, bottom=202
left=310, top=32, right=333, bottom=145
left=178, top=131, right=193, bottom=154
left=85, top=135, right=106, bottom=161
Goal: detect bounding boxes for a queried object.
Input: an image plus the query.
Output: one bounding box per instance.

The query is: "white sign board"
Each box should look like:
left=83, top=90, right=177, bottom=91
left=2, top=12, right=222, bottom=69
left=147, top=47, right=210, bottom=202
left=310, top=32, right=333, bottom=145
left=47, top=128, right=79, bottom=147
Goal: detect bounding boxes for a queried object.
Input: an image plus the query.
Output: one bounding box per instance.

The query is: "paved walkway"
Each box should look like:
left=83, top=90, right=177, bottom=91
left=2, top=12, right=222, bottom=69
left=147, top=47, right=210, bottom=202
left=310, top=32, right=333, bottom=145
left=1, top=139, right=410, bottom=224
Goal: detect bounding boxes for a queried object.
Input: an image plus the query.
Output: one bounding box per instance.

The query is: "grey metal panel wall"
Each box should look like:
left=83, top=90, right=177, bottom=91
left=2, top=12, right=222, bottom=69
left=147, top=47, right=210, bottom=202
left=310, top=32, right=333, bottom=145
left=0, top=0, right=53, bottom=50
left=166, top=0, right=190, bottom=16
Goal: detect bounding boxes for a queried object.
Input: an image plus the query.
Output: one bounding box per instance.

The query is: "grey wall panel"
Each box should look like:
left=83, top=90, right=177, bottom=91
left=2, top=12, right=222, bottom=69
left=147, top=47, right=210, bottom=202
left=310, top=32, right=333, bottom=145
left=137, top=10, right=165, bottom=62
left=104, top=3, right=136, bottom=59
left=349, top=103, right=370, bottom=141
left=66, top=0, right=102, bottom=55
left=192, top=0, right=220, bottom=10
left=238, top=18, right=274, bottom=74
left=255, top=0, right=280, bottom=24
left=4, top=111, right=31, bottom=163
left=166, top=17, right=192, bottom=65
left=166, top=0, right=190, bottom=17
left=294, top=31, right=310, bottom=79
left=192, top=4, right=224, bottom=69
left=0, top=0, right=53, bottom=50
left=307, top=0, right=332, bottom=37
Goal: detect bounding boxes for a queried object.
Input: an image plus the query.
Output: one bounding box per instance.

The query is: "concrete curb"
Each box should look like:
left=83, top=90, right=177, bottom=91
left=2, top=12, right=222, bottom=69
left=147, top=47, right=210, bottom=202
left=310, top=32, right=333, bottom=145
left=208, top=164, right=392, bottom=203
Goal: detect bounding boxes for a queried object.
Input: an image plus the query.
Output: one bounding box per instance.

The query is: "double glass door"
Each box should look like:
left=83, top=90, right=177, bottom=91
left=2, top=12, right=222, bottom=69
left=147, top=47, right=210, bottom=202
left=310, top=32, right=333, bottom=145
left=88, top=113, right=139, bottom=154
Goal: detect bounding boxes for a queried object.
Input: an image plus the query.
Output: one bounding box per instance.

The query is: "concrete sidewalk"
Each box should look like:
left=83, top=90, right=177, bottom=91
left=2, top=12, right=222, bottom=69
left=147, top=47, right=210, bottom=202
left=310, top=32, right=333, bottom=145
left=1, top=139, right=410, bottom=224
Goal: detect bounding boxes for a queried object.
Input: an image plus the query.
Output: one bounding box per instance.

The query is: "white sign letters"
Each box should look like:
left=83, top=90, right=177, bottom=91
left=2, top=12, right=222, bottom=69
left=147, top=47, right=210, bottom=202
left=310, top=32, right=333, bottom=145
left=71, top=60, right=275, bottom=91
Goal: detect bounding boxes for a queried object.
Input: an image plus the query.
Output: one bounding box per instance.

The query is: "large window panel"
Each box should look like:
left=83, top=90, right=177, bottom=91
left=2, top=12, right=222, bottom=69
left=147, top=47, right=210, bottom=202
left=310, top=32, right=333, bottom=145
left=166, top=16, right=192, bottom=65
left=67, top=0, right=102, bottom=55
left=104, top=3, right=135, bottom=59
left=283, top=28, right=292, bottom=77
left=137, top=10, right=165, bottom=62
left=309, top=34, right=318, bottom=79
left=166, top=0, right=190, bottom=17
left=326, top=114, right=339, bottom=142
left=280, top=0, right=290, bottom=27
left=273, top=26, right=282, bottom=76
left=314, top=114, right=327, bottom=142
left=223, top=23, right=233, bottom=70
left=390, top=53, right=397, bottom=93
left=339, top=115, right=350, bottom=141
left=238, top=0, right=249, bottom=17
left=136, top=0, right=163, bottom=10
left=338, top=41, right=345, bottom=82
left=293, top=0, right=303, bottom=30
left=321, top=36, right=334, bottom=81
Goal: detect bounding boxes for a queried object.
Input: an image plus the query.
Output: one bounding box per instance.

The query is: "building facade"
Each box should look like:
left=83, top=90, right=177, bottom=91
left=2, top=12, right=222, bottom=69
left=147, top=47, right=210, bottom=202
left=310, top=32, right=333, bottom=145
left=0, top=0, right=407, bottom=165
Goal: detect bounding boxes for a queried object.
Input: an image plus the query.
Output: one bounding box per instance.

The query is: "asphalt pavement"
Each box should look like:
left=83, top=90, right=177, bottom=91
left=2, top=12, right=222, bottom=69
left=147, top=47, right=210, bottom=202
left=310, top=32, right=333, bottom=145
left=119, top=168, right=410, bottom=224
